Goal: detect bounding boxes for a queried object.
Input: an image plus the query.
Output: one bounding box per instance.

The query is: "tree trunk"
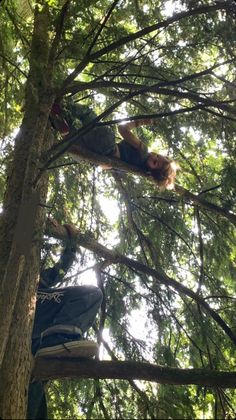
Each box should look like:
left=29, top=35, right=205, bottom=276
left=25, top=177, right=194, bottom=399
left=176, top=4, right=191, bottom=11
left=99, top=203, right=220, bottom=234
left=0, top=4, right=54, bottom=418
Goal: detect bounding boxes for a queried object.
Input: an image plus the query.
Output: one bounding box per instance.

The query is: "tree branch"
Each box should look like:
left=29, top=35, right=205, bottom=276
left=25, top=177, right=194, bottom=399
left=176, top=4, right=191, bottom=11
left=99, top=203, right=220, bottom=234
left=60, top=2, right=234, bottom=92
left=45, top=219, right=236, bottom=346
left=44, top=145, right=236, bottom=227
left=65, top=80, right=235, bottom=119
left=48, top=0, right=71, bottom=64
left=33, top=358, right=236, bottom=388
left=86, top=0, right=120, bottom=56
left=66, top=56, right=236, bottom=97
left=174, top=184, right=236, bottom=226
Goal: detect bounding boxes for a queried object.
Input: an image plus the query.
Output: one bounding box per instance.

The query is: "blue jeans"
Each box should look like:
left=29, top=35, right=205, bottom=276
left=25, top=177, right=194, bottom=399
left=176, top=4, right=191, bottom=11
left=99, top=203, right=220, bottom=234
left=28, top=286, right=102, bottom=419
left=32, top=285, right=103, bottom=343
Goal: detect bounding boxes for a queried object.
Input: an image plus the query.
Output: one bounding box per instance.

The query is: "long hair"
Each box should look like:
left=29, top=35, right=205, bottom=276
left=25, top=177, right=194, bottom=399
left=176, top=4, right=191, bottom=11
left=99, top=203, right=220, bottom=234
left=149, top=158, right=179, bottom=190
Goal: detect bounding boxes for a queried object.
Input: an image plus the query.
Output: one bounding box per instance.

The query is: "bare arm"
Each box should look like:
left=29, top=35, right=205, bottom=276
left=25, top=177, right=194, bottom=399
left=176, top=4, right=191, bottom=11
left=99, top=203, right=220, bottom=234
left=118, top=118, right=153, bottom=149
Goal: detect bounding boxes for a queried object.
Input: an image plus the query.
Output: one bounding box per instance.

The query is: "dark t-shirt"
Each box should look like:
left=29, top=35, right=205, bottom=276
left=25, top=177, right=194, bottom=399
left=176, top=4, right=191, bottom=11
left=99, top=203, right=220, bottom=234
left=118, top=140, right=149, bottom=169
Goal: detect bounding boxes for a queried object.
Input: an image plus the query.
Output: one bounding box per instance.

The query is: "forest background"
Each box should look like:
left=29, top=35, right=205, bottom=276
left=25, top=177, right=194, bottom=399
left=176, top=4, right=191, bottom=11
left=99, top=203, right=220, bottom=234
left=0, top=0, right=236, bottom=418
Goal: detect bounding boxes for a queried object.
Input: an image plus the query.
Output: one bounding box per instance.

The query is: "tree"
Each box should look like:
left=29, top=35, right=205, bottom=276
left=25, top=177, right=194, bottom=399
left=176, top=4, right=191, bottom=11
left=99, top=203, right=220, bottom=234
left=0, top=0, right=236, bottom=418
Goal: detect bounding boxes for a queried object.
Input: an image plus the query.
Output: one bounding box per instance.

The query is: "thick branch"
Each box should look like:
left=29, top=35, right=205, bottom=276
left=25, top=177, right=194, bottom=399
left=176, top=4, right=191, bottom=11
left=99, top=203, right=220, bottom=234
left=48, top=145, right=236, bottom=227
left=33, top=359, right=236, bottom=388
left=45, top=219, right=236, bottom=346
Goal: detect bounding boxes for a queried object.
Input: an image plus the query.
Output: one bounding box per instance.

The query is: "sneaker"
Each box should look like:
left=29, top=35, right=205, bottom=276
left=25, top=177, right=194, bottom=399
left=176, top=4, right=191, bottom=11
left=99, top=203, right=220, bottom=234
left=40, top=332, right=82, bottom=348
left=35, top=339, right=98, bottom=359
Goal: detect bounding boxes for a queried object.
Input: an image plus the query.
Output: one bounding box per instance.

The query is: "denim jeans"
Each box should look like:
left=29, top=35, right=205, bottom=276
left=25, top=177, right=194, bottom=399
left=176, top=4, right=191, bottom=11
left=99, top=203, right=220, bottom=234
left=28, top=285, right=102, bottom=419
left=32, top=285, right=103, bottom=341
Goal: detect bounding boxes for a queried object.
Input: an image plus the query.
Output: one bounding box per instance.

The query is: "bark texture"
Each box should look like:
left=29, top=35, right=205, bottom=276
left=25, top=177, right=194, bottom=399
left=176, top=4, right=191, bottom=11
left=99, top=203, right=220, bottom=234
left=0, top=4, right=54, bottom=418
left=33, top=358, right=236, bottom=389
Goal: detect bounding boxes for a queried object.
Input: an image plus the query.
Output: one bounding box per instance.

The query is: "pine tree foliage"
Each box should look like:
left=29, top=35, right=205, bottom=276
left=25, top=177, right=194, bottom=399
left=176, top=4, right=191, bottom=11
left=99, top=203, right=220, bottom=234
left=0, top=0, right=236, bottom=418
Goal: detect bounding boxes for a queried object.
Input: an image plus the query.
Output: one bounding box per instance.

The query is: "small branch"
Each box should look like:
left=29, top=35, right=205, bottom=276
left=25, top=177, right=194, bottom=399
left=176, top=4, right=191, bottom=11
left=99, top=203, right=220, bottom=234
left=175, top=185, right=236, bottom=227
left=96, top=104, right=213, bottom=126
left=198, top=184, right=221, bottom=196
left=211, top=72, right=236, bottom=88
left=6, top=7, right=30, bottom=47
left=0, top=52, right=28, bottom=78
left=66, top=56, right=236, bottom=97
left=86, top=0, right=120, bottom=56
left=132, top=201, right=196, bottom=261
left=172, top=145, right=202, bottom=184
left=196, top=209, right=204, bottom=293
left=48, top=0, right=71, bottom=64
left=60, top=2, right=235, bottom=91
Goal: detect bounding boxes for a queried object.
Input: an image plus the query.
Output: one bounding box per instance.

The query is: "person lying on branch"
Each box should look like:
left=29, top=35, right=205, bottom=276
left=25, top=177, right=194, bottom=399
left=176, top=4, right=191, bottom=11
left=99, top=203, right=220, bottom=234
left=50, top=100, right=179, bottom=190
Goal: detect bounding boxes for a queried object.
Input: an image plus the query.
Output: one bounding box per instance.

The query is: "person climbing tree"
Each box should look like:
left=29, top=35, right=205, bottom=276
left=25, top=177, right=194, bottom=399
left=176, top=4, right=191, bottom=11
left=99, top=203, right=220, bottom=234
left=50, top=100, right=178, bottom=189
left=27, top=224, right=103, bottom=419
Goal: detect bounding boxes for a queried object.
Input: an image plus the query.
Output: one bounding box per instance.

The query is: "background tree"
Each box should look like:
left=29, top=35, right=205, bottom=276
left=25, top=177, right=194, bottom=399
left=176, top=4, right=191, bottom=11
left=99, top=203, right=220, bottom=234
left=0, top=0, right=236, bottom=418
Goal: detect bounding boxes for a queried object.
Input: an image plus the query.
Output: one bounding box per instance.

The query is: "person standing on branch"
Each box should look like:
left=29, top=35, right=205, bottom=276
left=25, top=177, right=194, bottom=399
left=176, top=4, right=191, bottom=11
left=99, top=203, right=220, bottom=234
left=50, top=101, right=178, bottom=189
left=27, top=224, right=103, bottom=419
left=32, top=224, right=102, bottom=360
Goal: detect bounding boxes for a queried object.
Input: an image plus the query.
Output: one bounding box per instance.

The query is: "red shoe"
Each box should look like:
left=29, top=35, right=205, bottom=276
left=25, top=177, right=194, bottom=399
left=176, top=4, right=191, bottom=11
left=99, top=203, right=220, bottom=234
left=50, top=102, right=70, bottom=135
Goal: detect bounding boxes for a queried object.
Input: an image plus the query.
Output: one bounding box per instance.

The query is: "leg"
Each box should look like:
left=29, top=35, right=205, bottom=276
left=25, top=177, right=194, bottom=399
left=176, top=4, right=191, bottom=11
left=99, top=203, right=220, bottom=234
left=33, top=285, right=103, bottom=338
left=70, top=102, right=116, bottom=155
left=27, top=381, right=47, bottom=420
left=33, top=286, right=103, bottom=358
left=78, top=125, right=117, bottom=156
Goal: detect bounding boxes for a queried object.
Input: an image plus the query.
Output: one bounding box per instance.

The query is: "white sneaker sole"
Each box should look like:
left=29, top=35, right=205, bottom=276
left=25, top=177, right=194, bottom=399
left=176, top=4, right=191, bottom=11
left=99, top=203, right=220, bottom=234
left=35, top=340, right=98, bottom=359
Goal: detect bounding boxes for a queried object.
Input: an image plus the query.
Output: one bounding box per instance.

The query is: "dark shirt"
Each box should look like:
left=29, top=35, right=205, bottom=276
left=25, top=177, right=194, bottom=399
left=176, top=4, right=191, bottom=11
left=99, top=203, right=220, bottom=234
left=118, top=141, right=149, bottom=169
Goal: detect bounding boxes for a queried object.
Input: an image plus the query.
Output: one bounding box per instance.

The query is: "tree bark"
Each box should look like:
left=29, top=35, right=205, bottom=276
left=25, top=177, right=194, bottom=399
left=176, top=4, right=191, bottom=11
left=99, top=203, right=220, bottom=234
left=0, top=4, right=54, bottom=418
left=33, top=358, right=236, bottom=389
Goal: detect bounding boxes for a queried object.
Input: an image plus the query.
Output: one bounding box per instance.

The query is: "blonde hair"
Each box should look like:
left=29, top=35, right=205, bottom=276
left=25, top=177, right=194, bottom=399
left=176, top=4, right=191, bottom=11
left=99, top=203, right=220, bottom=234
left=150, top=159, right=179, bottom=190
